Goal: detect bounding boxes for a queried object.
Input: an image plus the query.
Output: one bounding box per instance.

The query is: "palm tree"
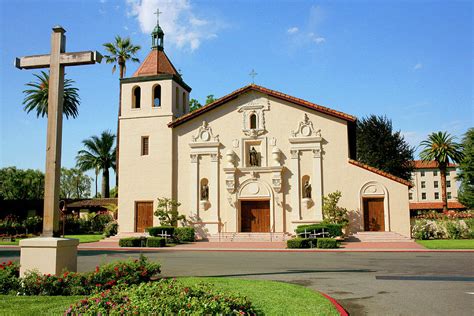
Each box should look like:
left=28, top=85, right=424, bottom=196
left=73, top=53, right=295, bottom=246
left=103, top=36, right=141, bottom=79
left=76, top=131, right=116, bottom=198
left=103, top=36, right=141, bottom=188
left=419, top=131, right=464, bottom=212
left=22, top=71, right=80, bottom=119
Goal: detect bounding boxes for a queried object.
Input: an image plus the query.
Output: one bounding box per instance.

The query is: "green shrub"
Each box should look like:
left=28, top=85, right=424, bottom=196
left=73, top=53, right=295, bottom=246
left=0, top=260, right=20, bottom=294
left=411, top=219, right=440, bottom=240
left=103, top=221, right=118, bottom=237
left=147, top=226, right=175, bottom=237
left=19, top=255, right=161, bottom=296
left=119, top=237, right=147, bottom=247
left=91, top=213, right=114, bottom=232
left=322, top=191, right=349, bottom=226
left=287, top=238, right=317, bottom=249
left=175, top=227, right=195, bottom=242
left=66, top=279, right=255, bottom=315
left=295, top=223, right=343, bottom=238
left=317, top=238, right=338, bottom=249
left=146, top=237, right=165, bottom=247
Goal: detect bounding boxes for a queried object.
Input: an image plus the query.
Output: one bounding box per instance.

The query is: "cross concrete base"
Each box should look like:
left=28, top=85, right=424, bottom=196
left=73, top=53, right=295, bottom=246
left=19, top=237, right=79, bottom=277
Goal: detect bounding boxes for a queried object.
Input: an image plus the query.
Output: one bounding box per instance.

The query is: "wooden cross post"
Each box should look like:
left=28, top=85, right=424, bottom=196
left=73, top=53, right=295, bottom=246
left=15, top=26, right=102, bottom=237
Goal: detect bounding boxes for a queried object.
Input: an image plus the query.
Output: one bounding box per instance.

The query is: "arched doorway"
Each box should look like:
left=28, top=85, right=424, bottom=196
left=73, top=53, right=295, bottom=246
left=360, top=182, right=390, bottom=232
left=237, top=179, right=274, bottom=232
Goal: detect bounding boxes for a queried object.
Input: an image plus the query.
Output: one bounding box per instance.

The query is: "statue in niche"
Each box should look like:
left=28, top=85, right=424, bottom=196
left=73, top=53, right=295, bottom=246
left=201, top=183, right=209, bottom=201
left=249, top=146, right=259, bottom=167
left=303, top=181, right=312, bottom=199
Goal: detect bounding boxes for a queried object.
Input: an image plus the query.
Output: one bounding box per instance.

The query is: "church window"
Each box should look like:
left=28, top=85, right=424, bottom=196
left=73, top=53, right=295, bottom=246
left=250, top=114, right=257, bottom=129
left=141, top=136, right=149, bottom=156
left=175, top=87, right=179, bottom=110
left=153, top=85, right=161, bottom=107
left=182, top=92, right=186, bottom=114
left=133, top=86, right=141, bottom=108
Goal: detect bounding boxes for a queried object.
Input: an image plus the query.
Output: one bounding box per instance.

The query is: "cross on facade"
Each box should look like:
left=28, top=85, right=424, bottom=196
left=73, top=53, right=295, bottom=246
left=15, top=26, right=102, bottom=237
left=154, top=8, right=163, bottom=26
left=249, top=69, right=257, bottom=83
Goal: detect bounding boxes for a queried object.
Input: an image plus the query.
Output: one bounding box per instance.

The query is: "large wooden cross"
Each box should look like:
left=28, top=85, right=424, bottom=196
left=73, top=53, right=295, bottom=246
left=15, top=26, right=102, bottom=237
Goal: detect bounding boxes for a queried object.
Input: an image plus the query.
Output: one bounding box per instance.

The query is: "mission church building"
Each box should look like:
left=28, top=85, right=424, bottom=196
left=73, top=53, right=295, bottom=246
left=117, top=20, right=412, bottom=239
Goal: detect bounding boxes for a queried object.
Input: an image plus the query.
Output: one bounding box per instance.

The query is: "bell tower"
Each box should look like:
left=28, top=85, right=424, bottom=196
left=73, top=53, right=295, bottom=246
left=118, top=9, right=191, bottom=233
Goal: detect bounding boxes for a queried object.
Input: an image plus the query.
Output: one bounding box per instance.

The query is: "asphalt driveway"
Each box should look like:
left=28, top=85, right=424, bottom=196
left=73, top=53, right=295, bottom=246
left=1, top=250, right=472, bottom=315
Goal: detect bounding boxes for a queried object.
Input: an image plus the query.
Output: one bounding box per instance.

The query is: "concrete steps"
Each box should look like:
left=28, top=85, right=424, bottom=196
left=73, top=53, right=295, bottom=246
left=207, top=232, right=292, bottom=242
left=347, top=231, right=413, bottom=243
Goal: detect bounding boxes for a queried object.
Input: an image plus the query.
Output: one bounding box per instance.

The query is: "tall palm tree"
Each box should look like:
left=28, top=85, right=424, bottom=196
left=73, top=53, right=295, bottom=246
left=22, top=71, right=80, bottom=119
left=419, top=131, right=464, bottom=212
left=76, top=131, right=116, bottom=198
left=103, top=36, right=141, bottom=188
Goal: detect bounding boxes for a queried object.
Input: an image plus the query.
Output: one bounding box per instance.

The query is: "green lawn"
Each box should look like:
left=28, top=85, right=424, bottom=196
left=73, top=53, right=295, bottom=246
left=416, top=239, right=474, bottom=249
left=0, top=277, right=338, bottom=316
left=0, top=234, right=104, bottom=245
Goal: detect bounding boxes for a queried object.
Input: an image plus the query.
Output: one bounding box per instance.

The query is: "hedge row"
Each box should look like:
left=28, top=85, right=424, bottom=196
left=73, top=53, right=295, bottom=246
left=295, top=223, right=343, bottom=238
left=119, top=237, right=165, bottom=248
left=146, top=226, right=195, bottom=242
left=287, top=237, right=338, bottom=249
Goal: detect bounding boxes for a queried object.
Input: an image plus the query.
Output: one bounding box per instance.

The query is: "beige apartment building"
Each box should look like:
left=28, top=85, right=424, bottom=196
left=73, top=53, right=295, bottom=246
left=409, top=160, right=465, bottom=211
left=117, top=21, right=412, bottom=238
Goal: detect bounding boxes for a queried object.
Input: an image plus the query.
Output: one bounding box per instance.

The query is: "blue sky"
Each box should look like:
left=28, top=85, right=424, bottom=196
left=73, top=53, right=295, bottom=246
left=0, top=0, right=472, bottom=189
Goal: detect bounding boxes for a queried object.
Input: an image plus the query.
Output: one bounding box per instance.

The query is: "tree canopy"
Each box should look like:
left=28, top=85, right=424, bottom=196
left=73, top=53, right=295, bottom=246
left=457, top=128, right=473, bottom=208
left=356, top=115, right=414, bottom=180
left=60, top=167, right=92, bottom=199
left=189, top=94, right=217, bottom=112
left=0, top=167, right=44, bottom=200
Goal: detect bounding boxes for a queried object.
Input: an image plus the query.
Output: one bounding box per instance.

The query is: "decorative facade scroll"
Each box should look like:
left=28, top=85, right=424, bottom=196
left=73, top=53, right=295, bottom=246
left=291, top=114, right=321, bottom=138
left=192, top=120, right=219, bottom=142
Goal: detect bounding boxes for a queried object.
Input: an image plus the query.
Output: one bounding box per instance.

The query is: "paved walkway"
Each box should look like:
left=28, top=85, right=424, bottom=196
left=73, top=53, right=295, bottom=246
left=3, top=240, right=471, bottom=252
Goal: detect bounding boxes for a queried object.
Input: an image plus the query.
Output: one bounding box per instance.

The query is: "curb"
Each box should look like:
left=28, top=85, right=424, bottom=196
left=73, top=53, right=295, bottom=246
left=320, top=292, right=349, bottom=316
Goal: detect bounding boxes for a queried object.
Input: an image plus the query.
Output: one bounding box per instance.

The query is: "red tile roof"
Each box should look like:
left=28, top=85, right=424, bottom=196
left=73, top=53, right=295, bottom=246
left=168, top=84, right=356, bottom=127
left=409, top=201, right=466, bottom=210
left=132, top=49, right=179, bottom=77
left=412, top=160, right=457, bottom=169
left=348, top=159, right=413, bottom=187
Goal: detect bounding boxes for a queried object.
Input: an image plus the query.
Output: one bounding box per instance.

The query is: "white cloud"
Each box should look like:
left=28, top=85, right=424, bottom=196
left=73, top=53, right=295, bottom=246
left=413, top=63, right=423, bottom=70
left=287, top=27, right=299, bottom=34
left=309, top=32, right=325, bottom=44
left=126, top=0, right=220, bottom=51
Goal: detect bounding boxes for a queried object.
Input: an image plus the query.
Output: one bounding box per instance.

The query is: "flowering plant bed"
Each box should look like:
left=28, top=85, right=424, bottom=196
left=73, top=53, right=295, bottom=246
left=0, top=255, right=160, bottom=296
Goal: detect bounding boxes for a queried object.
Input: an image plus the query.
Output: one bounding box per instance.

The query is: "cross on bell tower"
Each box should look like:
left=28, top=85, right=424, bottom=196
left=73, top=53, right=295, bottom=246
left=151, top=8, right=164, bottom=51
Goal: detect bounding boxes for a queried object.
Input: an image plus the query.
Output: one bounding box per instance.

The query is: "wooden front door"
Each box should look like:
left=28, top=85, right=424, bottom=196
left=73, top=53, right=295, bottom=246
left=241, top=200, right=270, bottom=232
left=135, top=201, right=153, bottom=232
left=363, top=198, right=385, bottom=231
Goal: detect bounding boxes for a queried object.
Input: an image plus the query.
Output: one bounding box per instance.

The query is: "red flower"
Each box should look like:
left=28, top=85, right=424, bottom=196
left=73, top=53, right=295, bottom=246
left=95, top=266, right=100, bottom=273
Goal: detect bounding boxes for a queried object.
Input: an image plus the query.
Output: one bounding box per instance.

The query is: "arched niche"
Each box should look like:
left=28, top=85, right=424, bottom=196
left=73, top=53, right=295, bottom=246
left=152, top=84, right=161, bottom=107
left=132, top=86, right=141, bottom=108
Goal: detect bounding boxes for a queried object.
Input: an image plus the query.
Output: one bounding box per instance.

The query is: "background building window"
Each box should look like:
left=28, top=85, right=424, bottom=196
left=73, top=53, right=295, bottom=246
left=175, top=87, right=179, bottom=110
left=434, top=181, right=438, bottom=188
left=434, top=192, right=439, bottom=199
left=433, top=171, right=438, bottom=176
left=141, top=136, right=149, bottom=156
left=447, top=180, right=451, bottom=188
left=133, top=86, right=141, bottom=108
left=421, top=171, right=425, bottom=177
left=447, top=192, right=452, bottom=199
left=153, top=85, right=161, bottom=107
left=421, top=192, right=426, bottom=200
left=409, top=192, right=413, bottom=200
left=421, top=181, right=426, bottom=188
